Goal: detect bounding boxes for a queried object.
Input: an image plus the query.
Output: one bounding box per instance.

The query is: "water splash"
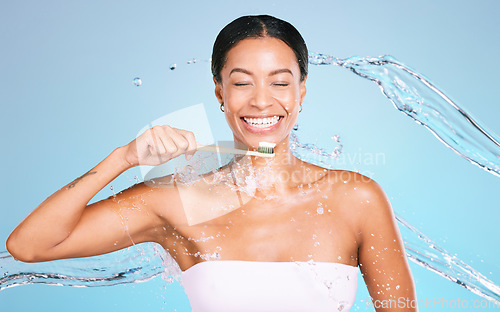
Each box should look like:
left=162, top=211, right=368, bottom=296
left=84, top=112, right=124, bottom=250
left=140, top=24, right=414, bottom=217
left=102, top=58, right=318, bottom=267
left=309, top=52, right=500, bottom=177
left=396, top=214, right=500, bottom=303
left=0, top=243, right=180, bottom=290
left=290, top=132, right=342, bottom=169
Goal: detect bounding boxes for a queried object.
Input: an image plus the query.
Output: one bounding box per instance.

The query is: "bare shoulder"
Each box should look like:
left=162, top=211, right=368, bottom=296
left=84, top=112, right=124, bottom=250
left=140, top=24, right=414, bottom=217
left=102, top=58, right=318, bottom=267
left=325, top=170, right=402, bottom=249
left=325, top=170, right=389, bottom=205
left=322, top=170, right=393, bottom=227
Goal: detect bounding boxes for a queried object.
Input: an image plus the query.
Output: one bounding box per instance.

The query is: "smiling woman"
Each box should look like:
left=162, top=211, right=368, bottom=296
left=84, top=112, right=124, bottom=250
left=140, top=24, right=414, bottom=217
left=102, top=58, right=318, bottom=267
left=215, top=37, right=305, bottom=148
left=6, top=15, right=417, bottom=312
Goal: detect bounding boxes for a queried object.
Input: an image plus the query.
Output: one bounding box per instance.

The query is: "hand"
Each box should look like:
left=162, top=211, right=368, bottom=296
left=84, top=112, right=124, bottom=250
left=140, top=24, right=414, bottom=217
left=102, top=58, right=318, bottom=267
left=122, top=125, right=197, bottom=167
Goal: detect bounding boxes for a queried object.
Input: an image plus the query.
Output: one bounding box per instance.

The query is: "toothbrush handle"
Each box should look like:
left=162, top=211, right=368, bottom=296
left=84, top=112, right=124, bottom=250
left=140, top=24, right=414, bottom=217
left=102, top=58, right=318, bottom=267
left=197, top=144, right=246, bottom=155
left=196, top=144, right=274, bottom=158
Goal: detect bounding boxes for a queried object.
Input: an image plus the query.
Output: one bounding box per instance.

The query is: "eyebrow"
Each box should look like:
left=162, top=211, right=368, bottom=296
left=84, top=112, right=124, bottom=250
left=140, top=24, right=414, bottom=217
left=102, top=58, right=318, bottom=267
left=229, top=68, right=294, bottom=77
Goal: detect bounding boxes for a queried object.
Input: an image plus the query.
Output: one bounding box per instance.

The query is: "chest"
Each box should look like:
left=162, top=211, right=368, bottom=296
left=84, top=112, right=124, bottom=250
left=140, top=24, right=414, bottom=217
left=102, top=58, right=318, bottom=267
left=167, top=191, right=360, bottom=269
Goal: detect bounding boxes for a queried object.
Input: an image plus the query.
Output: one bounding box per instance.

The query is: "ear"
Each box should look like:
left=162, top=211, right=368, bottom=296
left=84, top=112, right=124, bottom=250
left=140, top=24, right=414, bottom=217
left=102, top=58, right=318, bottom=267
left=213, top=76, right=224, bottom=104
left=299, top=76, right=307, bottom=103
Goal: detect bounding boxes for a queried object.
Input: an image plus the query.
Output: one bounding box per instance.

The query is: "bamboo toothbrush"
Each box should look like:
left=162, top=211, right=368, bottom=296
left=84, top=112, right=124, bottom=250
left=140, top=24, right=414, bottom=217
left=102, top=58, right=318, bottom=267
left=197, top=142, right=276, bottom=157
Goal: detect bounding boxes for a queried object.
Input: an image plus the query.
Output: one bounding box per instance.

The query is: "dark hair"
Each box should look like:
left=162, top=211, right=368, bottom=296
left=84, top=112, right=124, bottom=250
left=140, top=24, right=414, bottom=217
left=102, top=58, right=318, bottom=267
left=211, top=15, right=308, bottom=83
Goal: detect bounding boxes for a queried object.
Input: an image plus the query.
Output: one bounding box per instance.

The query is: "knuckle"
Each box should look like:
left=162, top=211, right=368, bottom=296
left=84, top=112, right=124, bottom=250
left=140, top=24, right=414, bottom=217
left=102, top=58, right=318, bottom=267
left=147, top=127, right=158, bottom=138
left=166, top=145, right=178, bottom=155
left=178, top=140, right=189, bottom=150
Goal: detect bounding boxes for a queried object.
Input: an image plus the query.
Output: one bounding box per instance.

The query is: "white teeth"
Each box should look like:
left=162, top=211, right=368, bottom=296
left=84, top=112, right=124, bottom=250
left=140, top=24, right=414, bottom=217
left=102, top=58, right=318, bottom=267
left=243, top=116, right=280, bottom=128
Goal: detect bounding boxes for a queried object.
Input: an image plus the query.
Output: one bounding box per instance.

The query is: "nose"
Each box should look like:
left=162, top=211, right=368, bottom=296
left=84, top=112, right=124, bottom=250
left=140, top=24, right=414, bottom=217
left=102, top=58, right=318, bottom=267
left=250, top=84, right=273, bottom=110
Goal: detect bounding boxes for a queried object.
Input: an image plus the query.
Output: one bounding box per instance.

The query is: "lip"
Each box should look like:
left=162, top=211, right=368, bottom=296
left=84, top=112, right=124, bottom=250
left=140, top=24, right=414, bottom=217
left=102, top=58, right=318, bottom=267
left=240, top=116, right=284, bottom=134
left=242, top=114, right=283, bottom=118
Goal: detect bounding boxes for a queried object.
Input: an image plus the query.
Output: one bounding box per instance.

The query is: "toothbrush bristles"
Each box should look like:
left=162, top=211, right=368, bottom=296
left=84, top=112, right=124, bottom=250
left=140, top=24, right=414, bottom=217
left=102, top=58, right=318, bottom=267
left=257, top=142, right=276, bottom=155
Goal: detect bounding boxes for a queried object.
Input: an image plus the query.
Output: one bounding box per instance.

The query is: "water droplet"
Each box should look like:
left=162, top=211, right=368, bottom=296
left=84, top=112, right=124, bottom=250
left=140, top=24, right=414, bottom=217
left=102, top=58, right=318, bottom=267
left=169, top=63, right=177, bottom=70
left=314, top=241, right=320, bottom=247
left=317, top=207, right=324, bottom=214
left=132, top=77, right=142, bottom=87
left=293, top=124, right=299, bottom=131
left=395, top=284, right=400, bottom=290
left=332, top=144, right=343, bottom=157
left=187, top=58, right=197, bottom=64
left=331, top=134, right=340, bottom=142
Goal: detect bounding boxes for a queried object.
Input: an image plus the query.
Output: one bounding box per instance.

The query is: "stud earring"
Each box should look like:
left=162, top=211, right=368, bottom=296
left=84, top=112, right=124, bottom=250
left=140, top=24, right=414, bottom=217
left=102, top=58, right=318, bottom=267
left=220, top=103, right=224, bottom=112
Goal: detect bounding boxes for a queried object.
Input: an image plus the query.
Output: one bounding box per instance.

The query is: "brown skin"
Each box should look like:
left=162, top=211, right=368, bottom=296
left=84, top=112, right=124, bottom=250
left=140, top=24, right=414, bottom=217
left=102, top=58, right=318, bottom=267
left=6, top=37, right=417, bottom=311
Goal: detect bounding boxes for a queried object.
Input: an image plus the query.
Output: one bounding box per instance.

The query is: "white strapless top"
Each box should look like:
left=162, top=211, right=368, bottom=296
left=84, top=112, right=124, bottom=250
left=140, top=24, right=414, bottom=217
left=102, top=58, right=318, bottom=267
left=181, top=261, right=358, bottom=312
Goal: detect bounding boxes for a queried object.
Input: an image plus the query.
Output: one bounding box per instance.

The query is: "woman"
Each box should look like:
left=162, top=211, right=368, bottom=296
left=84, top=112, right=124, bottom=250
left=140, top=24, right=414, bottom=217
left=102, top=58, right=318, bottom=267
left=7, top=15, right=417, bottom=311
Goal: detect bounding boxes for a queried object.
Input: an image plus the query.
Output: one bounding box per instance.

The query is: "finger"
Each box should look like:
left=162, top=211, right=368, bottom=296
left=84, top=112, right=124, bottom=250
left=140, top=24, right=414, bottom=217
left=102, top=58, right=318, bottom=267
left=156, top=126, right=178, bottom=160
left=166, top=127, right=190, bottom=159
left=177, top=129, right=197, bottom=158
left=148, top=127, right=168, bottom=156
left=148, top=126, right=177, bottom=166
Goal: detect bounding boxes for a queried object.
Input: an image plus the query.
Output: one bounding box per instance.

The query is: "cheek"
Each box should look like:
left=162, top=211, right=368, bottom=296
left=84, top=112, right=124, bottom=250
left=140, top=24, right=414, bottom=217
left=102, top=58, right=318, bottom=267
left=278, top=89, right=302, bottom=111
left=224, top=90, right=246, bottom=110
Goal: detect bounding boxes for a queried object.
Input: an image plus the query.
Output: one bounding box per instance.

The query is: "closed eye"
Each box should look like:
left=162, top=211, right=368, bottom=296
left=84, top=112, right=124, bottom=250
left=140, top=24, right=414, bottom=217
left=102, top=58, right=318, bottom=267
left=273, top=83, right=289, bottom=87
left=234, top=83, right=251, bottom=86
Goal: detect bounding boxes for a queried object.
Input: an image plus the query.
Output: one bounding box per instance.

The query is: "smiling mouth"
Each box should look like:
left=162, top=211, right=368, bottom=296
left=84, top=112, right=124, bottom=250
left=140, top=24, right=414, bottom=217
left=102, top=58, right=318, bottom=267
left=241, top=116, right=283, bottom=128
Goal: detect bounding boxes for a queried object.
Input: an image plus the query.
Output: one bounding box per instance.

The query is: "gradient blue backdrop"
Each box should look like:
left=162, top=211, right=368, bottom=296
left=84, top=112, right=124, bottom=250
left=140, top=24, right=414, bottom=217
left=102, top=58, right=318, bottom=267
left=1, top=0, right=499, bottom=311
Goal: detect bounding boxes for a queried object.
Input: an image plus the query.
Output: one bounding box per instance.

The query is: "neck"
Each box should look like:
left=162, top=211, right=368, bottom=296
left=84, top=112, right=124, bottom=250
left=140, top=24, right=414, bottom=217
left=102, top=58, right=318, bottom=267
left=231, top=136, right=309, bottom=194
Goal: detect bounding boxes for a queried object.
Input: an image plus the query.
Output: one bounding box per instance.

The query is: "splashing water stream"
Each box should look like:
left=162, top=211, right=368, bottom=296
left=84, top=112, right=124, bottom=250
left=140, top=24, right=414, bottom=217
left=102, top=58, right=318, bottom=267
left=308, top=52, right=500, bottom=177
left=1, top=54, right=499, bottom=304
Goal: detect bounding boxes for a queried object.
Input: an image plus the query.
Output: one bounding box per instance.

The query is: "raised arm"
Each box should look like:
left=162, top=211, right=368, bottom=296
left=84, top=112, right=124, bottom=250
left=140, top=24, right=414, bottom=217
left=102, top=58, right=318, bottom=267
left=6, top=125, right=197, bottom=263
left=356, top=177, right=418, bottom=312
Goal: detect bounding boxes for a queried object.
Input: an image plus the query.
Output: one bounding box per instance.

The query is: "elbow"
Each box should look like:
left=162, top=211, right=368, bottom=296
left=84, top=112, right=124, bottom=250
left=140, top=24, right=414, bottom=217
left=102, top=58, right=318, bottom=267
left=6, top=234, right=40, bottom=263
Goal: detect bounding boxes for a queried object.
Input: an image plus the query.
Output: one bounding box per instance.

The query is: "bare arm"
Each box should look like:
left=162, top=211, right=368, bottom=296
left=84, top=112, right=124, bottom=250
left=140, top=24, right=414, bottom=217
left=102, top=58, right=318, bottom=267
left=356, top=177, right=418, bottom=311
left=6, top=147, right=156, bottom=262
left=6, top=125, right=197, bottom=262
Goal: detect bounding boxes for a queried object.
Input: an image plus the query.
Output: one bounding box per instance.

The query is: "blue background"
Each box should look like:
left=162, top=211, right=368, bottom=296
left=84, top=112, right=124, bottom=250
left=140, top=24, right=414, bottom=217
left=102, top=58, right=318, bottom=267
left=1, top=0, right=499, bottom=311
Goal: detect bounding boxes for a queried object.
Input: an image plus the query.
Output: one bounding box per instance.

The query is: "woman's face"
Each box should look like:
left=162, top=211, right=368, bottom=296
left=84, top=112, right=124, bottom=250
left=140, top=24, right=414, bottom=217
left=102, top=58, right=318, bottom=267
left=214, top=37, right=307, bottom=150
